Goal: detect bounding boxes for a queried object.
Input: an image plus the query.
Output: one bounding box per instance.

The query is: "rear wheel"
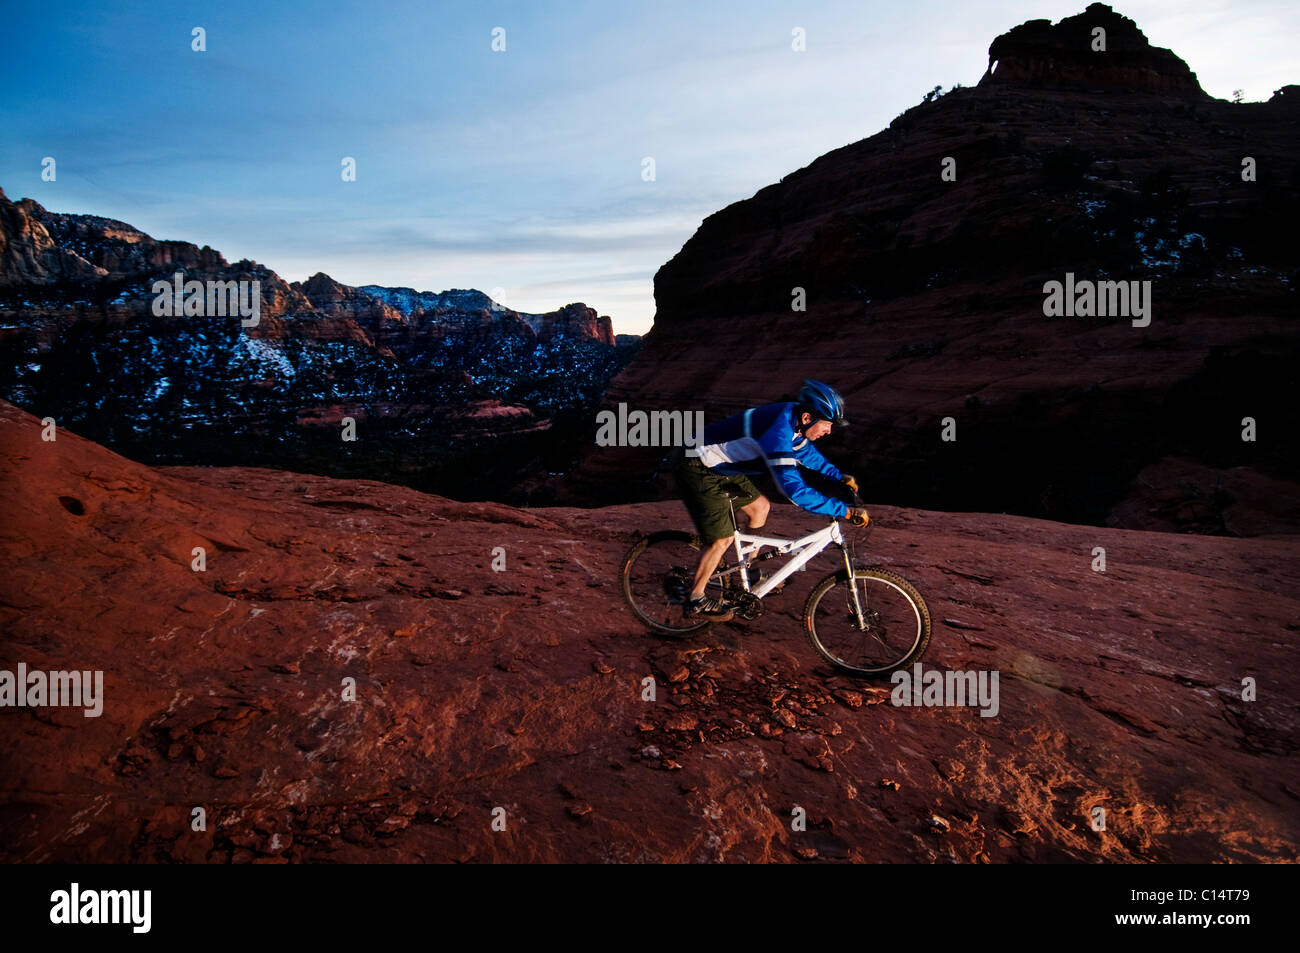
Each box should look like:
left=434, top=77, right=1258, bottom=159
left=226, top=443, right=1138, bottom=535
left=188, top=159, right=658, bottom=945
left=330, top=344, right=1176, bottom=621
left=803, top=566, right=931, bottom=676
left=620, top=531, right=734, bottom=637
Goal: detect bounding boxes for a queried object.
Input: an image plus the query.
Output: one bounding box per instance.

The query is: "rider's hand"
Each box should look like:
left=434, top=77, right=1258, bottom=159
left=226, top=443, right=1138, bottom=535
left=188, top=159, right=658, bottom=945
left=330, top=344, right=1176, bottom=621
left=846, top=506, right=870, bottom=527
left=841, top=474, right=858, bottom=494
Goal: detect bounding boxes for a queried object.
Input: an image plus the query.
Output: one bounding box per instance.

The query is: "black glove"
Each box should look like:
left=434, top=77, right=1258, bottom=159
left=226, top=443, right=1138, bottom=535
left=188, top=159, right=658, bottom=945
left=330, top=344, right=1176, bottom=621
left=841, top=474, right=859, bottom=494
left=846, top=507, right=870, bottom=527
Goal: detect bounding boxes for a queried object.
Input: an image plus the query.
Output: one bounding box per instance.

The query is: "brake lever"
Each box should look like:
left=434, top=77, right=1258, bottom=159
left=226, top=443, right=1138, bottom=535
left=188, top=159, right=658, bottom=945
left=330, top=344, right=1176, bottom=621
left=847, top=493, right=871, bottom=529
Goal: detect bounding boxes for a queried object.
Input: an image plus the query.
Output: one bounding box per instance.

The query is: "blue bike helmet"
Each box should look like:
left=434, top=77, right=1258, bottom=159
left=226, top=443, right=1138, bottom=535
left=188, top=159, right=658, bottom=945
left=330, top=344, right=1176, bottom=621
left=797, top=379, right=848, bottom=425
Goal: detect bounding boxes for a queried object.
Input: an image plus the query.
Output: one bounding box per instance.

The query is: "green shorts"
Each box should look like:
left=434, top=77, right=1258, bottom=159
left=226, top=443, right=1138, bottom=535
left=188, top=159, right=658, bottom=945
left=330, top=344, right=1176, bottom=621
left=671, top=449, right=762, bottom=543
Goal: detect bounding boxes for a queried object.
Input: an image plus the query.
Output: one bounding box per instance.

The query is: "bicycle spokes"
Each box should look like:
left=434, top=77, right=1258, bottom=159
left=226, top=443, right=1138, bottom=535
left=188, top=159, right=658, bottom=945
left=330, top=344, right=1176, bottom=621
left=623, top=526, right=932, bottom=672
left=805, top=567, right=931, bottom=675
left=620, top=532, right=725, bottom=637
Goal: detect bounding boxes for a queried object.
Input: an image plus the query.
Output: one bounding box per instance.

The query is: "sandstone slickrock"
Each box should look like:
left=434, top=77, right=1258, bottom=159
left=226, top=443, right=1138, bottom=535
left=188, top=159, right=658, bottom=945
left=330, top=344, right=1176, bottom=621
left=559, top=4, right=1298, bottom=535
left=2, top=401, right=1295, bottom=863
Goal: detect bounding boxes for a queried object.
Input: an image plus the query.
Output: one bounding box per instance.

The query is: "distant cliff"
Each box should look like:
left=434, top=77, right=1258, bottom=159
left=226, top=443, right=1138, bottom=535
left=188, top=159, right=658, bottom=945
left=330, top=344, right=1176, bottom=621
left=0, top=189, right=634, bottom=500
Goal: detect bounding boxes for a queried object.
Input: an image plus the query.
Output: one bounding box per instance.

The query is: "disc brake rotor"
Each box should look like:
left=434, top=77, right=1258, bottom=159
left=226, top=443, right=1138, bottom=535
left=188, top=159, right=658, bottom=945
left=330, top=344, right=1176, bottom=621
left=663, top=568, right=690, bottom=603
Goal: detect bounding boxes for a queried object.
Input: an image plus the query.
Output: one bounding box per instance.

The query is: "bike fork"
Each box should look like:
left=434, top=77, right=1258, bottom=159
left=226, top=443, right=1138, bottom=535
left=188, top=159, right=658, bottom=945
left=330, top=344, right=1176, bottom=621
left=843, top=544, right=867, bottom=629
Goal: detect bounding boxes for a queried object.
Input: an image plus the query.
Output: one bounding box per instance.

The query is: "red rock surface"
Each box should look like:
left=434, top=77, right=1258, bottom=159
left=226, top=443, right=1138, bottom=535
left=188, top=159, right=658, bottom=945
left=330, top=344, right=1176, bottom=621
left=2, top=400, right=1296, bottom=863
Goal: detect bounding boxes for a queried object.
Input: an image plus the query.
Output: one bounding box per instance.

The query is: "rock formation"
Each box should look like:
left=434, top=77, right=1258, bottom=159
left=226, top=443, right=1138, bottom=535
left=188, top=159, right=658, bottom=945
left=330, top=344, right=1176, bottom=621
left=980, top=3, right=1207, bottom=96
left=0, top=188, right=619, bottom=350
left=0, top=188, right=635, bottom=500
left=559, top=5, right=1298, bottom=535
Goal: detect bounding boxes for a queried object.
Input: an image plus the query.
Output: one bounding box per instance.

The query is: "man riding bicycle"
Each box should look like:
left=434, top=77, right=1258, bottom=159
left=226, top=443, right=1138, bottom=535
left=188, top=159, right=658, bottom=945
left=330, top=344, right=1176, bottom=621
left=671, top=380, right=870, bottom=622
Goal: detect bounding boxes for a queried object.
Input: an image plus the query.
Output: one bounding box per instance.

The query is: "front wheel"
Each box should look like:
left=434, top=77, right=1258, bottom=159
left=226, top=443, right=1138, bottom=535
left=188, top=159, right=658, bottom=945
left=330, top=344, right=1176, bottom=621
left=803, top=566, right=931, bottom=676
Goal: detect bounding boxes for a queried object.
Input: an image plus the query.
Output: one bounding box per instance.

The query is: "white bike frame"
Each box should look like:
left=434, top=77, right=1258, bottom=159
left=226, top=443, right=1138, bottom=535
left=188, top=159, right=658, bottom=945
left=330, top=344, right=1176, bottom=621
left=716, top=519, right=853, bottom=599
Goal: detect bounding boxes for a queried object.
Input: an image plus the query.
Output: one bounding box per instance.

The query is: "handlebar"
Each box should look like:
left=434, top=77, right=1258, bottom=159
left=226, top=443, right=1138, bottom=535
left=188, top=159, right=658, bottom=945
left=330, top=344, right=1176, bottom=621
left=843, top=493, right=870, bottom=527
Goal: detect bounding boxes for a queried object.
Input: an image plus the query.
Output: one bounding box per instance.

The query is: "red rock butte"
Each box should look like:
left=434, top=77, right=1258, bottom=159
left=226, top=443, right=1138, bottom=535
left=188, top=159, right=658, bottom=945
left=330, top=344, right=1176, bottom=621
left=980, top=3, right=1208, bottom=95
left=558, top=5, right=1298, bottom=536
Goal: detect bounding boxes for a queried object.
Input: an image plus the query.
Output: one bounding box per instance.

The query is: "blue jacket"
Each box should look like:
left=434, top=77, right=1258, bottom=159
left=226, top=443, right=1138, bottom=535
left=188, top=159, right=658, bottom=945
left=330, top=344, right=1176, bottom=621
left=687, top=402, right=848, bottom=518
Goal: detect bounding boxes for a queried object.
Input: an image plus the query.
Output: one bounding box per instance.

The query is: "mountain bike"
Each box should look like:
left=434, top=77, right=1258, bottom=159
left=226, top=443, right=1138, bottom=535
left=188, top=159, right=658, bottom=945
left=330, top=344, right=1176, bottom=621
left=619, top=494, right=931, bottom=677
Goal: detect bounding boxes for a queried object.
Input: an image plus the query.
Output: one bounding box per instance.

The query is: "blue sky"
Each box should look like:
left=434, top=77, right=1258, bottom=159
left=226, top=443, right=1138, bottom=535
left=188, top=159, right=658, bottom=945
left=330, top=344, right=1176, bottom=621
left=2, top=0, right=1295, bottom=334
